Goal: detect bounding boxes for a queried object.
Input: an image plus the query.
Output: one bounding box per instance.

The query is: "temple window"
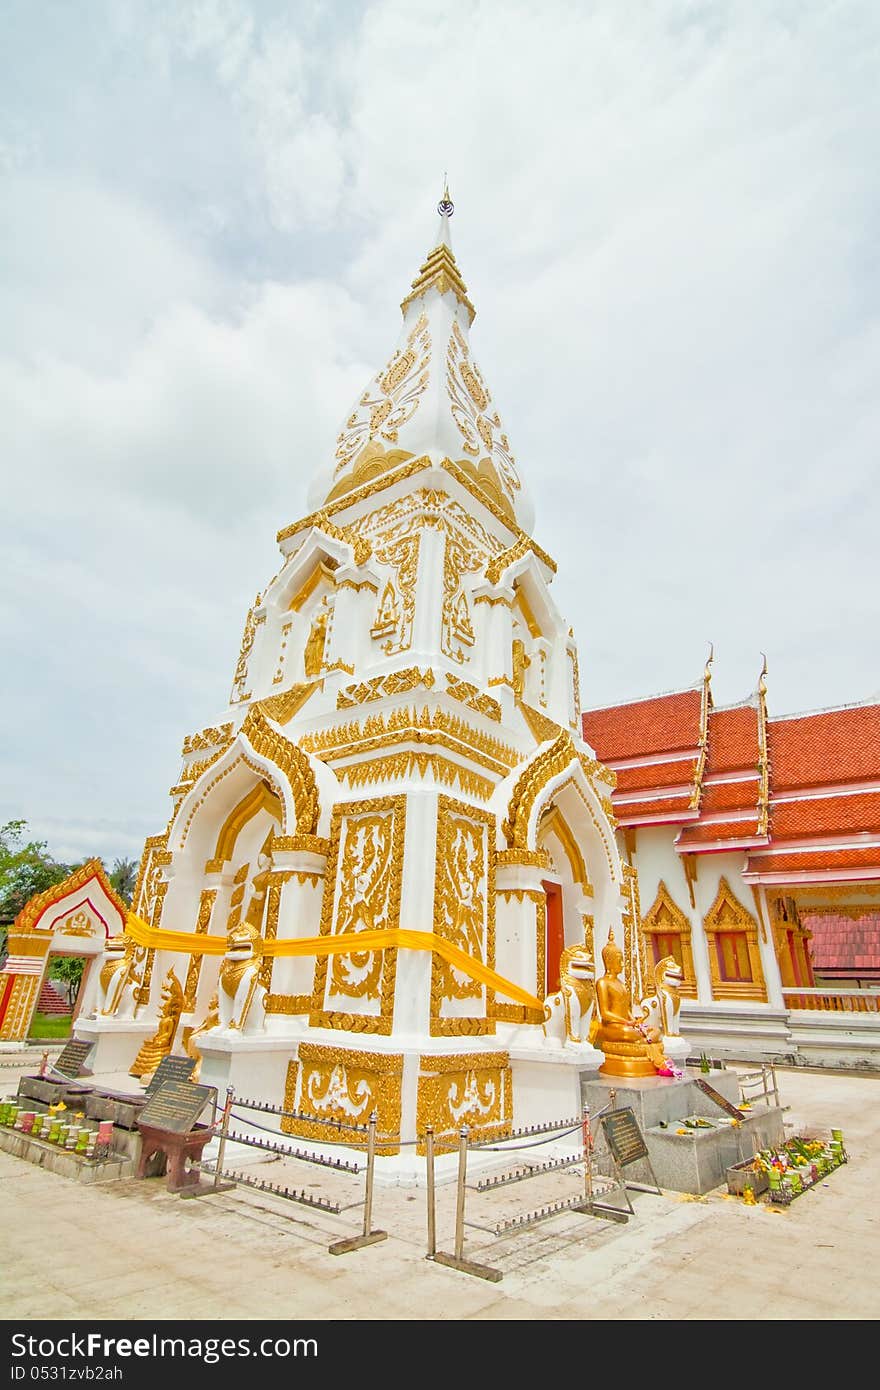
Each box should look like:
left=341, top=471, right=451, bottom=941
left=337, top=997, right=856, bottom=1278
left=640, top=880, right=697, bottom=997
left=715, top=931, right=753, bottom=983
left=651, top=930, right=686, bottom=971
left=702, top=876, right=768, bottom=1002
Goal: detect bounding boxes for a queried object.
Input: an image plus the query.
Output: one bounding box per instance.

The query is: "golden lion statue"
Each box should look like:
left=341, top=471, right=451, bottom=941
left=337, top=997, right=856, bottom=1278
left=218, top=921, right=266, bottom=1033
left=638, top=956, right=685, bottom=1040
left=95, top=935, right=141, bottom=1018
left=542, top=944, right=596, bottom=1047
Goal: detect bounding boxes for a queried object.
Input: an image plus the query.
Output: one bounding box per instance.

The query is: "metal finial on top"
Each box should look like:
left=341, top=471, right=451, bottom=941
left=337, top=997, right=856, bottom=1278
left=438, top=173, right=454, bottom=218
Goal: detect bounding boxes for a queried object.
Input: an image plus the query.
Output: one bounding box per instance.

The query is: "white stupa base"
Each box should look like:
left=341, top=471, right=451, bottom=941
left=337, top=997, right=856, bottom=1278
left=182, top=1025, right=614, bottom=1187
left=75, top=1017, right=155, bottom=1074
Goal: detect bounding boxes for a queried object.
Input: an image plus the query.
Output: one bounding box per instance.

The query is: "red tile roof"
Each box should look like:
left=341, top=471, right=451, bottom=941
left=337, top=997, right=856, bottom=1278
left=676, top=819, right=762, bottom=848
left=801, top=910, right=880, bottom=972
left=700, top=780, right=761, bottom=813
left=613, top=760, right=697, bottom=793
left=705, top=705, right=759, bottom=773
left=583, top=689, right=702, bottom=761
left=746, top=847, right=880, bottom=875
left=583, top=685, right=880, bottom=886
left=615, top=795, right=696, bottom=824
left=768, top=705, right=880, bottom=790
left=769, top=791, right=880, bottom=841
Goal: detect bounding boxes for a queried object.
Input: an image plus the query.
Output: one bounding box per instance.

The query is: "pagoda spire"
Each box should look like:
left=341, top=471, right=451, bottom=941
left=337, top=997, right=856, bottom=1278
left=757, top=653, right=770, bottom=835
left=400, top=179, right=475, bottom=324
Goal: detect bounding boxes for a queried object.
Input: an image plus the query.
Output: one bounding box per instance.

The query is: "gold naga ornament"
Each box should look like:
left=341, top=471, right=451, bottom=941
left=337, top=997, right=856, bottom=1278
left=129, top=969, right=184, bottom=1081
left=185, top=993, right=220, bottom=1082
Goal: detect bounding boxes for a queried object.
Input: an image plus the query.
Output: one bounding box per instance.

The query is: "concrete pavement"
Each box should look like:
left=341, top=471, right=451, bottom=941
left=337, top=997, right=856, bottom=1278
left=0, top=1058, right=877, bottom=1320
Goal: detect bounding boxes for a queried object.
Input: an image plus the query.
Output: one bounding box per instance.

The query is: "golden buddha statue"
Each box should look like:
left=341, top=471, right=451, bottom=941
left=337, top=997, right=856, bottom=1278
left=129, top=969, right=184, bottom=1081
left=512, top=638, right=531, bottom=700
left=594, top=930, right=659, bottom=1078
left=304, top=606, right=328, bottom=677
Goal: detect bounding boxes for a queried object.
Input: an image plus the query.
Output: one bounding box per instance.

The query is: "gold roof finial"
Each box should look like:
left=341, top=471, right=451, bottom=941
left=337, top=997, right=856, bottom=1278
left=400, top=176, right=474, bottom=323
left=758, top=652, right=768, bottom=697
left=438, top=173, right=453, bottom=218
left=704, top=641, right=714, bottom=682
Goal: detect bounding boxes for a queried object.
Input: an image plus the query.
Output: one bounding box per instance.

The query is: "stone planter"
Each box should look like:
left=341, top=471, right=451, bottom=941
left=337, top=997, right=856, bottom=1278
left=726, top=1159, right=769, bottom=1196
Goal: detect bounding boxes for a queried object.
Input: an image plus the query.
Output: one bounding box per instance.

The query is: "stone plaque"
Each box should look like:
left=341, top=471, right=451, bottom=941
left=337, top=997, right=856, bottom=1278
left=52, top=1038, right=93, bottom=1079
left=144, top=1054, right=197, bottom=1098
left=137, top=1080, right=215, bottom=1135
left=600, top=1108, right=649, bottom=1168
left=695, top=1077, right=746, bottom=1121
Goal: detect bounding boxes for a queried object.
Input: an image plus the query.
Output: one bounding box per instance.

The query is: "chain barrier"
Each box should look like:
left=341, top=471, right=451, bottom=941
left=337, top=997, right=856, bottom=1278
left=194, top=1087, right=393, bottom=1255
left=426, top=1100, right=630, bottom=1282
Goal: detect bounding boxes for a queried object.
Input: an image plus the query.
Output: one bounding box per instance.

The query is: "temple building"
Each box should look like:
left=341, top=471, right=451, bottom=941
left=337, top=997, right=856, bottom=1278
left=583, top=655, right=880, bottom=1065
left=2, top=195, right=878, bottom=1113
left=2, top=192, right=651, bottom=1158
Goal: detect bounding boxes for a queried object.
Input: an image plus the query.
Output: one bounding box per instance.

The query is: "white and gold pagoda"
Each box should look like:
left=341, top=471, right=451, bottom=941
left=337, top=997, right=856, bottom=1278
left=73, top=193, right=651, bottom=1160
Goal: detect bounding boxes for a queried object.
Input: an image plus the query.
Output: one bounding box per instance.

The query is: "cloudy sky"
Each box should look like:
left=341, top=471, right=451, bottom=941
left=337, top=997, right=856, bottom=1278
left=3, top=0, right=879, bottom=866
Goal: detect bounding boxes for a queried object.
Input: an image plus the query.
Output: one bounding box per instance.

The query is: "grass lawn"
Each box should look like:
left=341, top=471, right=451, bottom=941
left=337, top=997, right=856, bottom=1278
left=28, top=1012, right=73, bottom=1040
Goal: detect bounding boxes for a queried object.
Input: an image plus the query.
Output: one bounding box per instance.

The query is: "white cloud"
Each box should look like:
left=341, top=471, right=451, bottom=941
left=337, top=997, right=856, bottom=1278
left=3, top=0, right=879, bottom=862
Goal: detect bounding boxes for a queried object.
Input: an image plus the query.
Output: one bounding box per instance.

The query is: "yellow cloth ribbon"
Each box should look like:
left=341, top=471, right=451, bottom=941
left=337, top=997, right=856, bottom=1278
left=125, top=912, right=544, bottom=1012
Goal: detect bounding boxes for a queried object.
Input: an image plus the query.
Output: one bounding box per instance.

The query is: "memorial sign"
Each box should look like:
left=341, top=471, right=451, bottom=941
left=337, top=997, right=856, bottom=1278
left=695, top=1077, right=746, bottom=1122
left=144, top=1054, right=197, bottom=1098
left=600, top=1108, right=649, bottom=1168
left=137, top=1081, right=215, bottom=1135
left=52, top=1038, right=92, bottom=1079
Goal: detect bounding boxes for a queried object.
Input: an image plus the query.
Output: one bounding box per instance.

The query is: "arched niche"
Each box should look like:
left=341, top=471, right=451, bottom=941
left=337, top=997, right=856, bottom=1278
left=500, top=735, right=623, bottom=990
left=537, top=802, right=594, bottom=994
left=170, top=749, right=293, bottom=867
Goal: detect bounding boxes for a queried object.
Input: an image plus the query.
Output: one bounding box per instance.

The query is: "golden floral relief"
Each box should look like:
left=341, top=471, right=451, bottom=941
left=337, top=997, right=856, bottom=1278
left=309, top=797, right=406, bottom=1036
left=416, top=1052, right=512, bottom=1153
left=329, top=811, right=395, bottom=1003
left=441, top=532, right=483, bottom=663
left=446, top=321, right=521, bottom=502
left=282, top=1046, right=402, bottom=1154
left=372, top=531, right=420, bottom=654
left=230, top=597, right=264, bottom=704
left=335, top=314, right=431, bottom=475
left=431, top=799, right=496, bottom=1035
left=434, top=814, right=488, bottom=1001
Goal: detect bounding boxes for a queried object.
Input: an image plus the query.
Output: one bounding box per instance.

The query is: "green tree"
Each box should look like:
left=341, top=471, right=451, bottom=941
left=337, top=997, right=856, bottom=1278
left=110, top=857, right=138, bottom=905
left=48, top=955, right=85, bottom=1007
left=0, top=820, right=70, bottom=928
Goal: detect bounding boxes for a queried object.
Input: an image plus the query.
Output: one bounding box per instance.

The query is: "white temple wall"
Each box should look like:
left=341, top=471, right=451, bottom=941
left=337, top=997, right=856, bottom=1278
left=627, top=826, right=692, bottom=930
left=628, top=826, right=785, bottom=1006
left=753, top=884, right=785, bottom=1007
left=392, top=790, right=437, bottom=1036
left=264, top=866, right=325, bottom=1004
left=472, top=587, right=515, bottom=693
left=495, top=870, right=543, bottom=1003
left=333, top=567, right=379, bottom=672
left=411, top=524, right=445, bottom=664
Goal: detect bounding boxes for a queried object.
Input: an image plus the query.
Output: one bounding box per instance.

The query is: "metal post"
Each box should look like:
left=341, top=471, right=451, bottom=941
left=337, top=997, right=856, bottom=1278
left=582, top=1105, right=593, bottom=1208
left=453, top=1125, right=469, bottom=1260
left=181, top=1085, right=235, bottom=1198
left=426, top=1125, right=436, bottom=1258
left=214, top=1086, right=234, bottom=1190
left=329, top=1110, right=387, bottom=1254
left=432, top=1121, right=503, bottom=1282
left=362, top=1110, right=377, bottom=1238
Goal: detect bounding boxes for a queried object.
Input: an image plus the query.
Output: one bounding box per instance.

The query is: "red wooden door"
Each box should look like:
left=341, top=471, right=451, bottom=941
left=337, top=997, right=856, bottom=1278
left=543, top=880, right=565, bottom=995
